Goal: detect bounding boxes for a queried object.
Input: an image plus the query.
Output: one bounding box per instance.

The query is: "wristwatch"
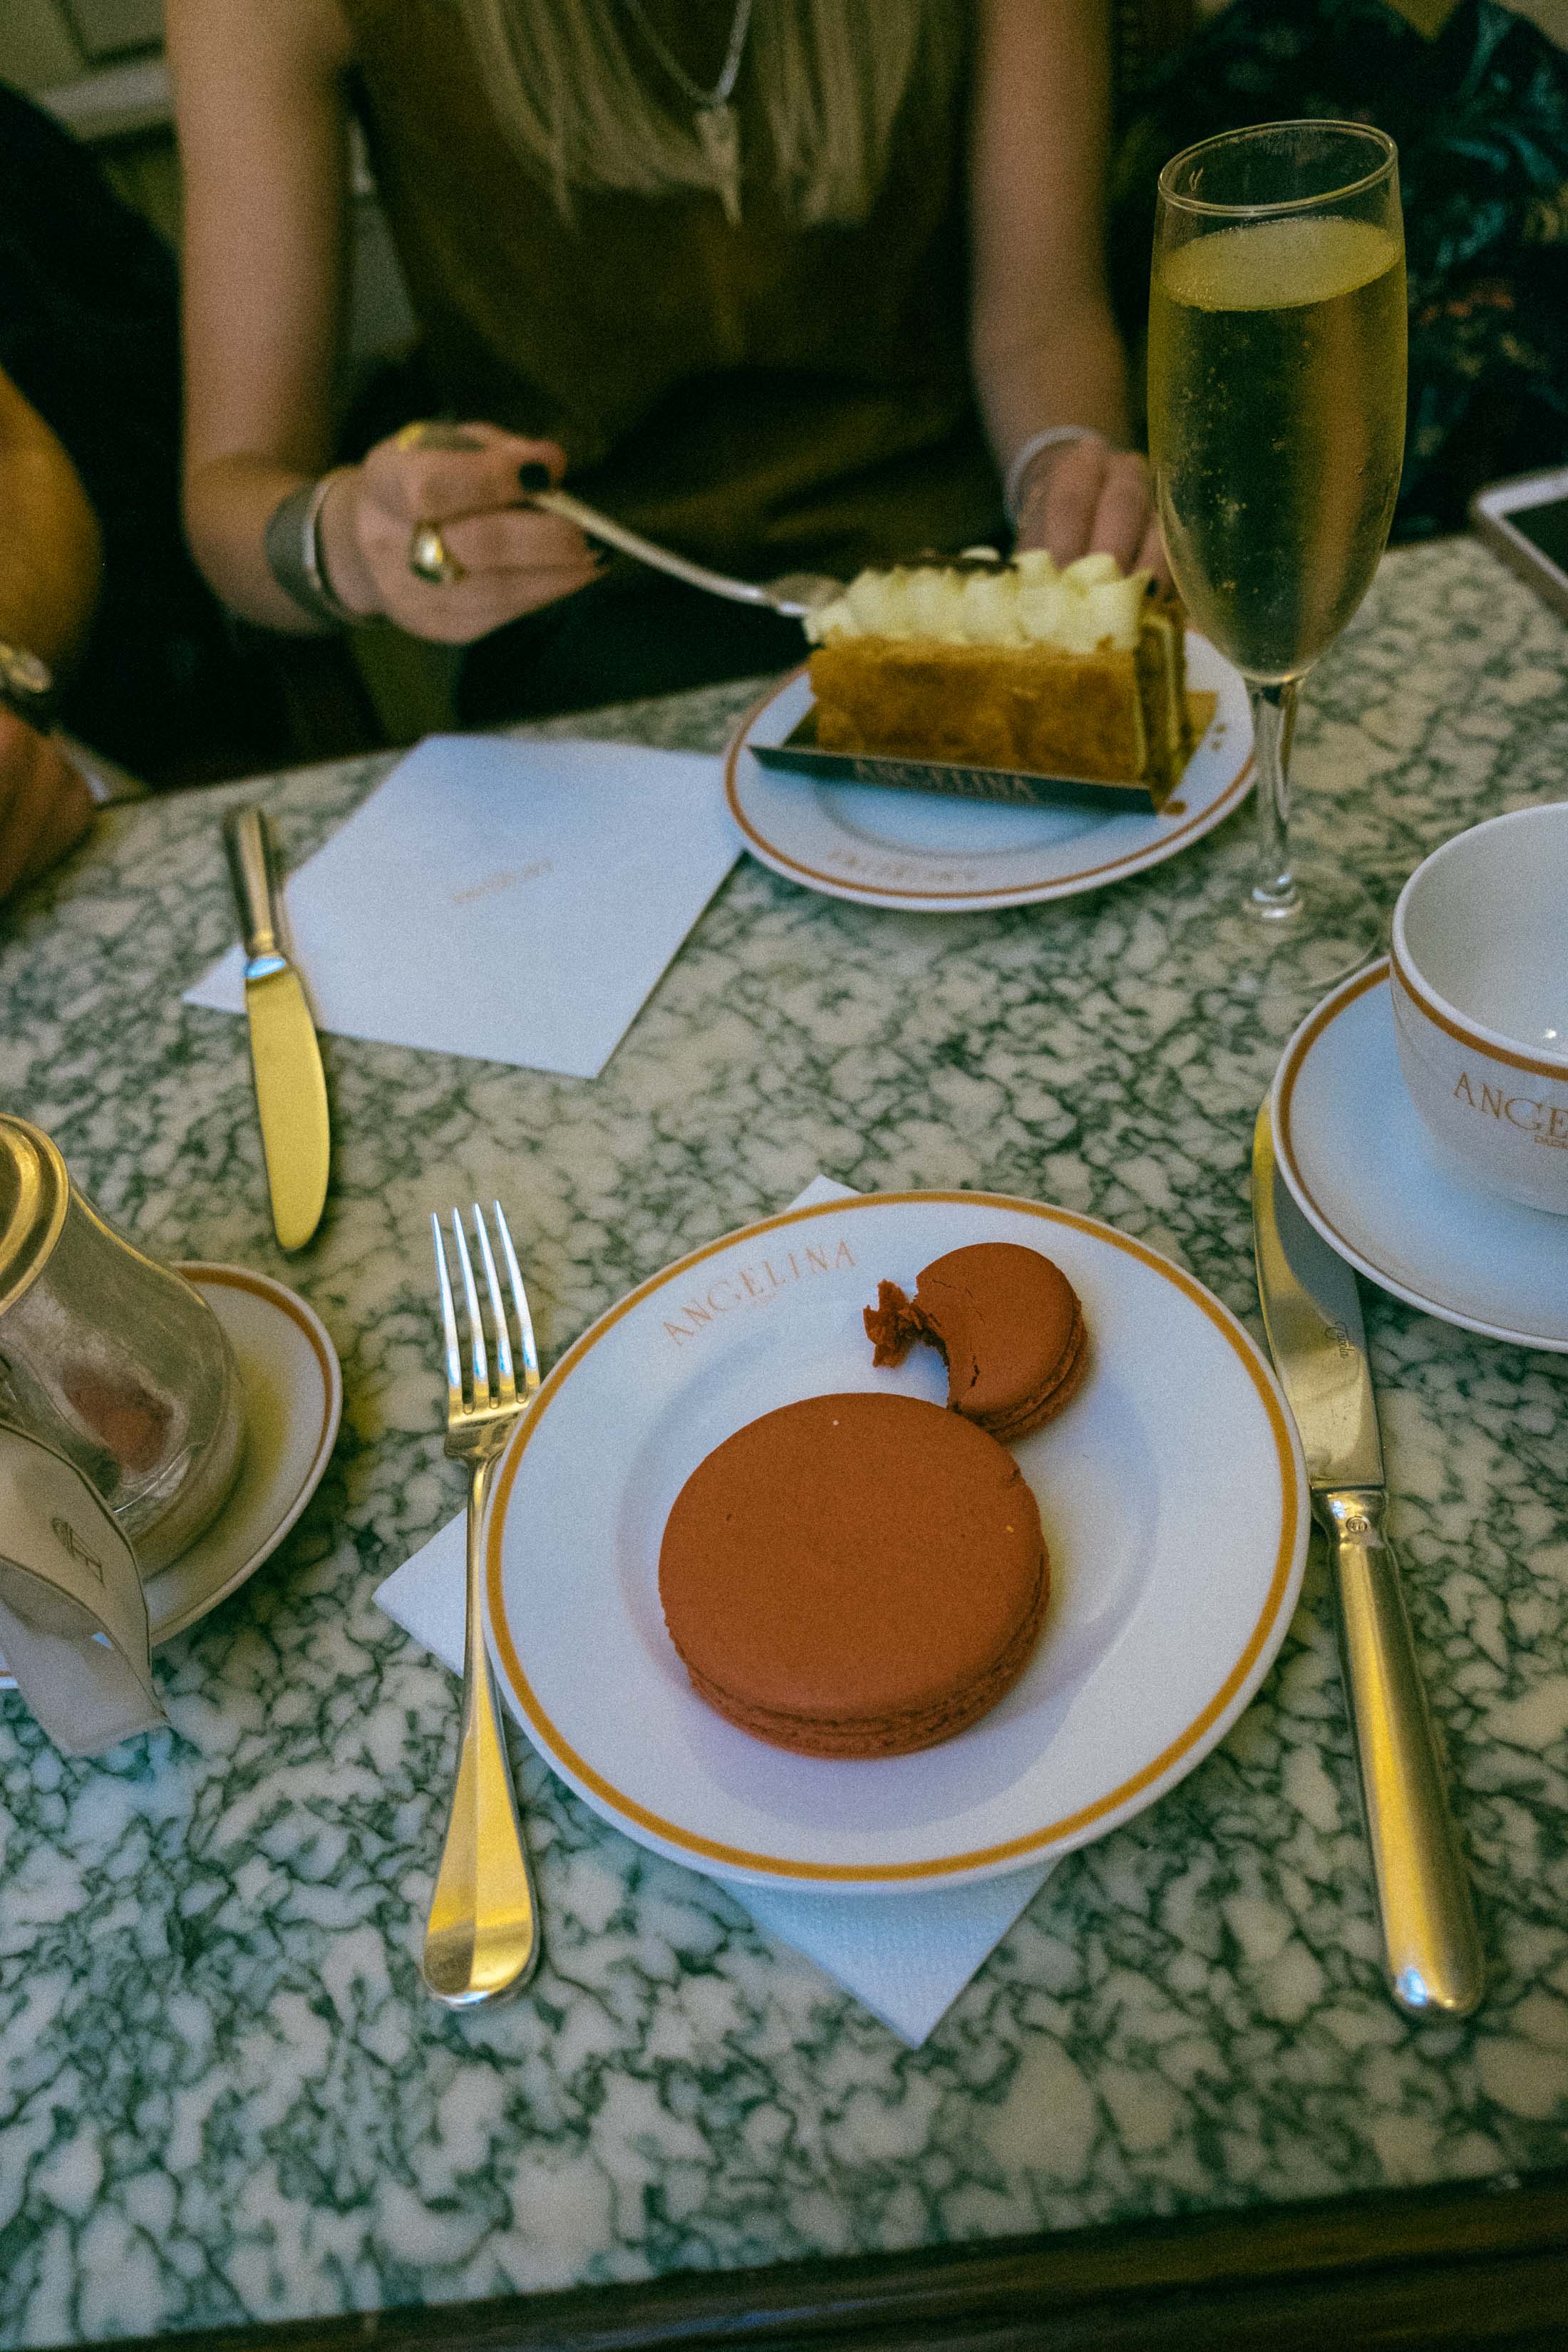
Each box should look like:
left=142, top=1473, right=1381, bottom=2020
left=0, top=640, right=57, bottom=730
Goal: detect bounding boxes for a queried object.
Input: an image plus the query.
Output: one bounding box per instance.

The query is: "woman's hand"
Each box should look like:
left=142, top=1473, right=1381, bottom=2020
left=0, top=713, right=94, bottom=904
left=316, top=424, right=599, bottom=643
left=1014, top=434, right=1168, bottom=582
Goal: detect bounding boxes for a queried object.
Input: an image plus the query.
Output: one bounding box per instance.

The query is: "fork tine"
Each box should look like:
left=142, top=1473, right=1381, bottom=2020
left=470, top=1204, right=515, bottom=1405
left=431, top=1212, right=465, bottom=1420
left=492, top=1200, right=540, bottom=1397
left=449, top=1207, right=490, bottom=1410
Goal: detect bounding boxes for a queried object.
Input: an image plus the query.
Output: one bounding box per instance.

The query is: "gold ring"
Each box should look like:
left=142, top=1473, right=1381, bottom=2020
left=396, top=420, right=484, bottom=454
left=408, top=522, right=465, bottom=586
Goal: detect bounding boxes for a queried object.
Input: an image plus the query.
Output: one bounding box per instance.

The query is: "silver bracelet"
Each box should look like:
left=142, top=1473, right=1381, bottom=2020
left=1004, top=426, right=1105, bottom=525
left=263, top=467, right=366, bottom=627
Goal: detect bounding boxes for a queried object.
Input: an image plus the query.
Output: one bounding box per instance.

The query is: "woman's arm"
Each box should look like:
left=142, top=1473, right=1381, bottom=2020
left=167, top=0, right=354, bottom=630
left=166, top=0, right=594, bottom=639
left=969, top=0, right=1161, bottom=573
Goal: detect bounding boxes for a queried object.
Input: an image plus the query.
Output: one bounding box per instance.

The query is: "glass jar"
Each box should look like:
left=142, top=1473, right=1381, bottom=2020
left=0, top=1116, right=244, bottom=1574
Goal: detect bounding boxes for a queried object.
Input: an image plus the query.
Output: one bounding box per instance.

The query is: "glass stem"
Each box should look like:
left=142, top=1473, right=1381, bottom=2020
left=1248, top=677, right=1301, bottom=923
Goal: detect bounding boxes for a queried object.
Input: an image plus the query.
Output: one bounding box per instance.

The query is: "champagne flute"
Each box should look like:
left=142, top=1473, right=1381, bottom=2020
left=1148, top=121, right=1405, bottom=989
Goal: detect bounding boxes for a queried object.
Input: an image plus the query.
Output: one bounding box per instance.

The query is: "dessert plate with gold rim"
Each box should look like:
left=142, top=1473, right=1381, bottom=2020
left=483, top=1190, right=1308, bottom=1894
left=0, top=1265, right=342, bottom=1689
left=1271, top=961, right=1568, bottom=1350
left=723, top=635, right=1251, bottom=913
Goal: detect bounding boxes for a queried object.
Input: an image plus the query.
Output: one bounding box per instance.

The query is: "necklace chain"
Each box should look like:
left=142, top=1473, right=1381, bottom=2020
left=619, top=0, right=756, bottom=113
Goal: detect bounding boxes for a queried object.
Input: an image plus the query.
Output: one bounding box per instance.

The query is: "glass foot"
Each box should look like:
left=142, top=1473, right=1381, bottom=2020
left=1185, top=858, right=1386, bottom=1026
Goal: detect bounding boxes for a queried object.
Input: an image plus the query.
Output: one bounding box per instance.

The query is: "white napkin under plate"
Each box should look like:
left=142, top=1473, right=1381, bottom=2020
left=373, top=1179, right=1052, bottom=2045
left=185, top=735, right=740, bottom=1080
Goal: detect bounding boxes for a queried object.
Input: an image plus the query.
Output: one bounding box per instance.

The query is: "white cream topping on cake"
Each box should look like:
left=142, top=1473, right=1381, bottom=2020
left=804, top=550, right=1155, bottom=656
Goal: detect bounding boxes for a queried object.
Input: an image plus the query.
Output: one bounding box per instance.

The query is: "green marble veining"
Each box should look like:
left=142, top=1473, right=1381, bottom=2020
left=0, top=538, right=1565, bottom=2342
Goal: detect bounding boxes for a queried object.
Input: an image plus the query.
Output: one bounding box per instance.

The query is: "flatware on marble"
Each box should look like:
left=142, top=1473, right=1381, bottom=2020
left=1251, top=1102, right=1485, bottom=2018
left=223, top=806, right=330, bottom=1252
left=421, top=1200, right=541, bottom=2007
left=521, top=482, right=838, bottom=620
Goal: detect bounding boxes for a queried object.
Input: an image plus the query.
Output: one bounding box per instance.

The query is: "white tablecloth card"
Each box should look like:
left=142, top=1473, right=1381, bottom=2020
left=185, top=735, right=740, bottom=1079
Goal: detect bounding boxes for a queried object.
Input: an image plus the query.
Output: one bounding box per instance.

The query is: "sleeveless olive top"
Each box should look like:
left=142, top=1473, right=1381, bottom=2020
left=341, top=0, right=1002, bottom=578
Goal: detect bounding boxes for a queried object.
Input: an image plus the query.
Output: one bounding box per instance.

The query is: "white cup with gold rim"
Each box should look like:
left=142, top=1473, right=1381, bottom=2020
left=1391, top=804, right=1568, bottom=1216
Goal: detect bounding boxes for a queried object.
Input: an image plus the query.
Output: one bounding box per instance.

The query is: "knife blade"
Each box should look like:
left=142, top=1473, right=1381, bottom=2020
left=1252, top=1103, right=1482, bottom=2018
left=224, top=807, right=329, bottom=1252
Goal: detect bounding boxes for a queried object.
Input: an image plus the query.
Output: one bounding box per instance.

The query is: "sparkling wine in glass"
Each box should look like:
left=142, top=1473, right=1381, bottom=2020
left=1147, top=121, right=1405, bottom=985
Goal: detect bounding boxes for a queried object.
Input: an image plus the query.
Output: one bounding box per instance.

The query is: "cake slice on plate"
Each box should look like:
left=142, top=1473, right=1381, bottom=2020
left=803, top=550, right=1192, bottom=802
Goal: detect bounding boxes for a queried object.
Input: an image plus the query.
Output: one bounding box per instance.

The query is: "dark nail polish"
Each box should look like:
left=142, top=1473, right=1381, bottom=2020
left=517, top=462, right=552, bottom=492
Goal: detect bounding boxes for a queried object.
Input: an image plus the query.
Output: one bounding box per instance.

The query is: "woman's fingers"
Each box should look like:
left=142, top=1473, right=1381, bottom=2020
left=1086, top=451, right=1156, bottom=574
left=361, top=425, right=567, bottom=527
left=0, top=715, right=94, bottom=904
left=358, top=496, right=597, bottom=641
left=1016, top=437, right=1167, bottom=581
left=1021, top=436, right=1105, bottom=567
left=435, top=503, right=594, bottom=575
left=319, top=423, right=599, bottom=640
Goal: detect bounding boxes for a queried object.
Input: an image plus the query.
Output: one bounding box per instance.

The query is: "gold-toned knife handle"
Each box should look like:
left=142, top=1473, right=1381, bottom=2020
left=1318, top=1490, right=1485, bottom=2018
left=224, top=806, right=280, bottom=964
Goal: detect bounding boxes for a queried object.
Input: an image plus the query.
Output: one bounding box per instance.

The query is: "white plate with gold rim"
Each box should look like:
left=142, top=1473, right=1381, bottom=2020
left=0, top=1264, right=341, bottom=1688
left=723, top=636, right=1251, bottom=914
left=1271, top=961, right=1568, bottom=1350
left=483, top=1190, right=1307, bottom=1893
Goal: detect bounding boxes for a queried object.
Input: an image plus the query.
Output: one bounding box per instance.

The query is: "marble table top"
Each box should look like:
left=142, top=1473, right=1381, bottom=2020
left=1, top=535, right=1565, bottom=2346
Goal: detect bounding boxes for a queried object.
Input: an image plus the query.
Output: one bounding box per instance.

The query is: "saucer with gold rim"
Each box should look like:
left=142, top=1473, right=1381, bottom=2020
left=1270, top=960, right=1568, bottom=1351
left=0, top=1264, right=341, bottom=1688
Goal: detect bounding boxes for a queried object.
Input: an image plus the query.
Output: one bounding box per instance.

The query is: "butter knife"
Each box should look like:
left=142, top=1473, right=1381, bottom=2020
left=224, top=807, right=330, bottom=1252
left=1251, top=1104, right=1482, bottom=2017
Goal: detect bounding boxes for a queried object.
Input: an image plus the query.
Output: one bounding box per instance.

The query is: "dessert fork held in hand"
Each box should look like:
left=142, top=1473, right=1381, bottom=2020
left=421, top=1202, right=541, bottom=2007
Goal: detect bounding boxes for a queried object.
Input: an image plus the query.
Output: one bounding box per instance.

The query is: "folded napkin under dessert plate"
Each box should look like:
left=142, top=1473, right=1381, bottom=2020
left=726, top=636, right=1251, bottom=913
left=1271, top=960, right=1568, bottom=1350
left=0, top=1267, right=341, bottom=1692
left=377, top=1177, right=1307, bottom=2034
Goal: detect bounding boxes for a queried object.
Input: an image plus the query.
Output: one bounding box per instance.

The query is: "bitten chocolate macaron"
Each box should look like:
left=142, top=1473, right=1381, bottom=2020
left=865, top=1241, right=1087, bottom=1440
left=658, top=1392, right=1047, bottom=1759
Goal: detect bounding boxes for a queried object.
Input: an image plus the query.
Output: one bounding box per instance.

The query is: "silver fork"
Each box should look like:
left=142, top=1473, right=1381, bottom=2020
left=523, top=484, right=840, bottom=619
left=421, top=1202, right=542, bottom=2007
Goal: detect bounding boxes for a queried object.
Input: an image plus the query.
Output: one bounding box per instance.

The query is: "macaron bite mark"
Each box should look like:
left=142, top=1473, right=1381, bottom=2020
left=865, top=1241, right=1088, bottom=1440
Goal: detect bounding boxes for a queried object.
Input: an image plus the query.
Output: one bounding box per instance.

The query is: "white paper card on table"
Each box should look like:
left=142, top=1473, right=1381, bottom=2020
left=185, top=736, right=740, bottom=1080
left=372, top=1177, right=1052, bottom=2045
left=0, top=1425, right=168, bottom=1756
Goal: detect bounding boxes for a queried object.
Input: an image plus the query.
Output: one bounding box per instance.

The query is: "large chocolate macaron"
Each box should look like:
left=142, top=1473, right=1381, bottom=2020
left=659, top=1392, right=1046, bottom=1759
left=865, top=1242, right=1086, bottom=1440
